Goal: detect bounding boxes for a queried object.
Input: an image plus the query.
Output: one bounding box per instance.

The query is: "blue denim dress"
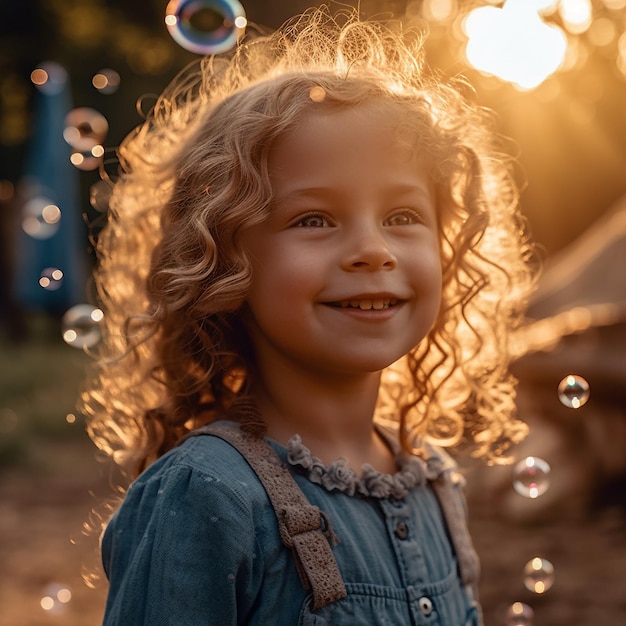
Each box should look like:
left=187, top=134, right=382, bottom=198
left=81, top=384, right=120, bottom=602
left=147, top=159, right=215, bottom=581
left=102, top=424, right=482, bottom=625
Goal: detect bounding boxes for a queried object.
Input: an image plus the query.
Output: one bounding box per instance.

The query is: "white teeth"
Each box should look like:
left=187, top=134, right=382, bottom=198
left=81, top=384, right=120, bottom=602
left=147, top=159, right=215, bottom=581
left=337, top=298, right=398, bottom=310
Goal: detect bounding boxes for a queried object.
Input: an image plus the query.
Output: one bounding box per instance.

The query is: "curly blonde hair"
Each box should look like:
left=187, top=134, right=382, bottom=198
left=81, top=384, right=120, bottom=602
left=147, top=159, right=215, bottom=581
left=81, top=8, right=538, bottom=476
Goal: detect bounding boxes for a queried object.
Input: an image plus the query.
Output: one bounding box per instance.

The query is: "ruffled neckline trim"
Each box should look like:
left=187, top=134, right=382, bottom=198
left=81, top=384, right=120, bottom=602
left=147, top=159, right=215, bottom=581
left=285, top=427, right=446, bottom=499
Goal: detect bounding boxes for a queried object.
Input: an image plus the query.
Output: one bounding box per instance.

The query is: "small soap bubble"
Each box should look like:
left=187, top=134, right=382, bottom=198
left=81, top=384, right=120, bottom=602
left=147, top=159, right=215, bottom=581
left=505, top=601, right=534, bottom=625
left=62, top=304, right=104, bottom=349
left=512, top=456, right=551, bottom=498
left=63, top=108, right=109, bottom=152
left=92, top=68, right=121, bottom=94
left=39, top=267, right=64, bottom=291
left=70, top=149, right=103, bottom=172
left=22, top=197, right=61, bottom=239
left=165, top=0, right=247, bottom=55
left=89, top=180, right=113, bottom=213
left=40, top=583, right=72, bottom=614
left=31, top=62, right=68, bottom=95
left=557, top=374, right=590, bottom=409
left=523, top=557, right=555, bottom=594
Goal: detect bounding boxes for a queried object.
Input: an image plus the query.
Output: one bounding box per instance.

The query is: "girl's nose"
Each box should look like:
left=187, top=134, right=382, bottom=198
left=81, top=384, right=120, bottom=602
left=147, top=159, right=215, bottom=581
left=341, top=225, right=398, bottom=272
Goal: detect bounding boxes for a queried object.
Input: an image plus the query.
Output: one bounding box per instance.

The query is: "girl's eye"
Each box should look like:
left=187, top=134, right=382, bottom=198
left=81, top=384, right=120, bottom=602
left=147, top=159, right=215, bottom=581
left=294, top=213, right=329, bottom=228
left=384, top=210, right=421, bottom=226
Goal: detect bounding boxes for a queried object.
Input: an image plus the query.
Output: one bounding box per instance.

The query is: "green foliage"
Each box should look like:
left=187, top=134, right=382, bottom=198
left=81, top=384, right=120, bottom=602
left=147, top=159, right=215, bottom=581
left=0, top=320, right=91, bottom=468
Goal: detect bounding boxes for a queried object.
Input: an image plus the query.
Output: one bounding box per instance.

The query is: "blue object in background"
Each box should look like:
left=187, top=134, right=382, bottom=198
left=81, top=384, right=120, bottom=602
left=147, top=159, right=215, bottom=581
left=13, top=65, right=86, bottom=315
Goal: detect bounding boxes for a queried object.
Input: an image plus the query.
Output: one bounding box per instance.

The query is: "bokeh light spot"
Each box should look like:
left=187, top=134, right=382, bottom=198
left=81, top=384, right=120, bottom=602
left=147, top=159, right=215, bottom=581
left=464, top=0, right=567, bottom=89
left=30, top=62, right=68, bottom=95
left=92, top=68, right=120, bottom=94
left=422, top=0, right=458, bottom=22
left=40, top=583, right=72, bottom=614
left=588, top=17, right=617, bottom=47
left=560, top=0, right=593, bottom=34
left=41, top=203, right=61, bottom=224
left=309, top=86, right=326, bottom=102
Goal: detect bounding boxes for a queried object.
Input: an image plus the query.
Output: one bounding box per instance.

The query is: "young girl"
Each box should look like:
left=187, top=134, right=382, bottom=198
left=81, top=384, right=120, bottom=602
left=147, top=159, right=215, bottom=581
left=83, top=8, right=537, bottom=625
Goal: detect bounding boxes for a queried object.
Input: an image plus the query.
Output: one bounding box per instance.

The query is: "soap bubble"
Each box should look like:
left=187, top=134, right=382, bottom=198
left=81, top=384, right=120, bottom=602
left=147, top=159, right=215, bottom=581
left=512, top=456, right=551, bottom=498
left=39, top=267, right=64, bottom=291
left=92, top=68, right=121, bottom=94
left=523, top=557, right=555, bottom=594
left=557, top=374, right=590, bottom=409
left=21, top=197, right=61, bottom=239
left=62, top=304, right=104, bottom=349
left=63, top=108, right=109, bottom=152
left=505, top=602, right=534, bottom=625
left=89, top=180, right=113, bottom=213
left=30, top=62, right=68, bottom=95
left=165, top=0, right=247, bottom=55
left=40, top=583, right=72, bottom=614
left=70, top=145, right=105, bottom=171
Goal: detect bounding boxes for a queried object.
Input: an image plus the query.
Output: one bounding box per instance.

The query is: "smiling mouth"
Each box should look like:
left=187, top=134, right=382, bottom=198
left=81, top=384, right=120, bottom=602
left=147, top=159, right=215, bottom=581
left=327, top=298, right=399, bottom=311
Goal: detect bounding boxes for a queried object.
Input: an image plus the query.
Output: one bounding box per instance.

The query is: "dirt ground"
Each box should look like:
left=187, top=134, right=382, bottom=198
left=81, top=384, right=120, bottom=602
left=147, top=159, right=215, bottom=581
left=2, top=436, right=625, bottom=626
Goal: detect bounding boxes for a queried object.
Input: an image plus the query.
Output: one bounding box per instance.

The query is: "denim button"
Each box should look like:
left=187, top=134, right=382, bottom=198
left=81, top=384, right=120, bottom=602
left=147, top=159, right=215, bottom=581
left=418, top=596, right=433, bottom=616
left=394, top=521, right=409, bottom=539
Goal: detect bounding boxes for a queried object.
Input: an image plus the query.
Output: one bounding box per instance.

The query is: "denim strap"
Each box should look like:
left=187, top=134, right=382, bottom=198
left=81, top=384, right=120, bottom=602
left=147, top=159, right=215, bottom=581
left=186, top=421, right=348, bottom=610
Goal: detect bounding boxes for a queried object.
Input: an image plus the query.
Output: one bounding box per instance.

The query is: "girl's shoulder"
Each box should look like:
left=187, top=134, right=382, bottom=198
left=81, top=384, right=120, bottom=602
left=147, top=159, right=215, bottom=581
left=132, top=424, right=270, bottom=499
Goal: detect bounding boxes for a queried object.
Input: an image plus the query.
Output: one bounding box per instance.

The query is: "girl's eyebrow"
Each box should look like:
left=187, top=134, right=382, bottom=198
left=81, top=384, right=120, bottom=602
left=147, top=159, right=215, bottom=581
left=275, top=182, right=433, bottom=203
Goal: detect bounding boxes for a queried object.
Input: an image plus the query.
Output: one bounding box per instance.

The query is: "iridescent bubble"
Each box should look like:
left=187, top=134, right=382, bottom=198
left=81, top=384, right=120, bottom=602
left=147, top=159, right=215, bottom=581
left=40, top=583, right=72, bottom=614
left=39, top=267, right=64, bottom=291
left=165, top=0, right=247, bottom=55
left=557, top=374, right=590, bottom=409
left=30, top=62, right=68, bottom=95
left=61, top=304, right=104, bottom=349
left=63, top=108, right=109, bottom=152
left=89, top=180, right=114, bottom=213
left=523, top=557, right=555, bottom=594
left=92, top=68, right=121, bottom=94
left=70, top=146, right=105, bottom=171
left=505, top=601, right=534, bottom=625
left=21, top=197, right=61, bottom=239
left=512, top=456, right=551, bottom=498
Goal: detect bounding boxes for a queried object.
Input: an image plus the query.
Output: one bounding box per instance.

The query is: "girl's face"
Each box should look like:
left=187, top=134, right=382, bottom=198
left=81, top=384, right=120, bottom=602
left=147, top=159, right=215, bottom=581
left=240, top=102, right=442, bottom=379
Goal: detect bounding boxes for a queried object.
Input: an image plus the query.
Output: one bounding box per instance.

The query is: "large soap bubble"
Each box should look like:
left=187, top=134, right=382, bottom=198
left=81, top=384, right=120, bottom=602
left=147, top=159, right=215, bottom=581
left=165, top=0, right=247, bottom=55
